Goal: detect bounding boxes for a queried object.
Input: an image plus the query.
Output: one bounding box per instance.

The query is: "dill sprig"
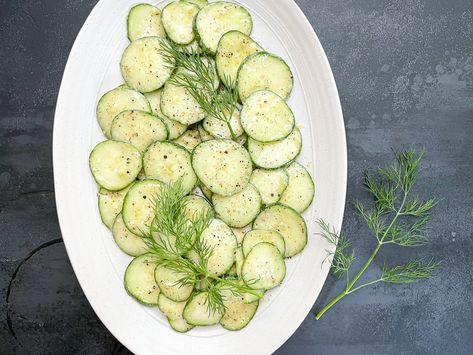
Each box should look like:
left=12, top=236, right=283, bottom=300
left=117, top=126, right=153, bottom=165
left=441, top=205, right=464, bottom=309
left=160, top=40, right=239, bottom=140
left=140, top=181, right=262, bottom=315
left=315, top=149, right=440, bottom=320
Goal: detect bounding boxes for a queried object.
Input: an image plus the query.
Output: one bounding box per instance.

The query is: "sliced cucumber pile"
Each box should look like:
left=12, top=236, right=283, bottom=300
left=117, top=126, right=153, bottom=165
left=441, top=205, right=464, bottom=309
left=90, top=0, right=316, bottom=334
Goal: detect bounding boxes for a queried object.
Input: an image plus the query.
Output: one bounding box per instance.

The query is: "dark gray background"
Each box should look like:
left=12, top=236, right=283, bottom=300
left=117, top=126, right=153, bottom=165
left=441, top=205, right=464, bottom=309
left=1, top=0, right=472, bottom=354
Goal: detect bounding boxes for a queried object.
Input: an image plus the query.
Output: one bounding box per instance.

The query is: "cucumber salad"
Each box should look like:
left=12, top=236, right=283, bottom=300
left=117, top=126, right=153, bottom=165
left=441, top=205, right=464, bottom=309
left=89, top=0, right=315, bottom=332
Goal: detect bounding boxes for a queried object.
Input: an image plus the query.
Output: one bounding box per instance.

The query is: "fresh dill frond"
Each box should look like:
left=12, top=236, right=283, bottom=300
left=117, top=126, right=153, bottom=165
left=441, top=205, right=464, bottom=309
left=315, top=149, right=439, bottom=320
left=317, top=219, right=355, bottom=281
left=160, top=40, right=239, bottom=140
left=138, top=181, right=263, bottom=315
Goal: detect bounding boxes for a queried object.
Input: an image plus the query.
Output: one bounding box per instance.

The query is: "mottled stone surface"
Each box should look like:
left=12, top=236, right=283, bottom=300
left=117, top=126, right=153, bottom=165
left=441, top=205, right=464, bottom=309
left=0, top=0, right=472, bottom=354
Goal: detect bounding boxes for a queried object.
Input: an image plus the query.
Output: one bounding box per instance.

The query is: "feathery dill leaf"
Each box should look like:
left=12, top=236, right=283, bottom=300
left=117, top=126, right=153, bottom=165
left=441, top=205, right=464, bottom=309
left=160, top=40, right=239, bottom=140
left=381, top=259, right=440, bottom=283
left=317, top=219, right=354, bottom=281
left=315, top=149, right=439, bottom=320
left=139, top=180, right=262, bottom=314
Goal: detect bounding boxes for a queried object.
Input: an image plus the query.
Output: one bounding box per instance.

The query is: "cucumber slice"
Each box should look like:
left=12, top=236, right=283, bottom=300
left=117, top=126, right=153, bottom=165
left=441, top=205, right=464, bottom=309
left=216, top=30, right=262, bottom=86
left=145, top=89, right=188, bottom=140
left=120, top=37, right=174, bottom=93
left=154, top=265, right=194, bottom=302
left=186, top=0, right=208, bottom=8
left=169, top=317, right=194, bottom=333
left=158, top=294, right=194, bottom=332
left=110, top=110, right=168, bottom=153
left=112, top=213, right=149, bottom=256
left=242, top=229, right=285, bottom=257
left=98, top=184, right=133, bottom=229
left=127, top=3, right=166, bottom=42
left=172, top=127, right=202, bottom=152
left=248, top=127, right=302, bottom=169
left=89, top=140, right=142, bottom=191
left=162, top=1, right=200, bottom=45
left=199, top=218, right=237, bottom=276
left=160, top=81, right=206, bottom=125
left=183, top=292, right=224, bottom=326
left=250, top=168, right=289, bottom=205
left=279, top=162, right=315, bottom=213
left=182, top=194, right=214, bottom=222
left=253, top=204, right=307, bottom=257
left=241, top=90, right=295, bottom=142
left=212, top=183, right=261, bottom=228
left=143, top=142, right=197, bottom=195
left=237, top=52, right=293, bottom=102
left=122, top=179, right=164, bottom=235
left=202, top=109, right=244, bottom=139
left=242, top=242, right=286, bottom=290
left=158, top=294, right=187, bottom=319
left=197, top=124, right=213, bottom=142
left=220, top=288, right=259, bottom=331
left=243, top=289, right=264, bottom=304
left=195, top=2, right=253, bottom=54
left=97, top=86, right=150, bottom=138
left=192, top=139, right=252, bottom=196
left=124, top=254, right=161, bottom=305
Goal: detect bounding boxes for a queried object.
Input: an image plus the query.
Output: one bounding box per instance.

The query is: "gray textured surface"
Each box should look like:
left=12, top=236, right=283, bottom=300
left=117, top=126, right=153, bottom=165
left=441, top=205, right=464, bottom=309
left=0, top=0, right=472, bottom=354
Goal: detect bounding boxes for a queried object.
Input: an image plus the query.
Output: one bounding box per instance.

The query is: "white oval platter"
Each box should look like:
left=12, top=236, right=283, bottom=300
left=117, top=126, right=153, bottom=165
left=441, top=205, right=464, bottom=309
left=53, top=0, right=347, bottom=354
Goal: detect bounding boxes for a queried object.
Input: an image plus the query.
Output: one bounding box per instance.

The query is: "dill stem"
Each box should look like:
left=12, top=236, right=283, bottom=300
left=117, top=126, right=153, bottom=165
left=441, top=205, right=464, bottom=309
left=315, top=289, right=347, bottom=320
left=226, top=121, right=237, bottom=141
left=315, top=193, right=408, bottom=320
